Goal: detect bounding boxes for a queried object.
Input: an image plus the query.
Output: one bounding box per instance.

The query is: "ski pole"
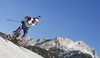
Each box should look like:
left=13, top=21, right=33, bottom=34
left=6, top=16, right=41, bottom=22
left=6, top=19, right=21, bottom=22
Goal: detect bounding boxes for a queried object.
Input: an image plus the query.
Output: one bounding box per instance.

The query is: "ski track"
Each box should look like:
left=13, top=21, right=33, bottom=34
left=0, top=37, right=43, bottom=58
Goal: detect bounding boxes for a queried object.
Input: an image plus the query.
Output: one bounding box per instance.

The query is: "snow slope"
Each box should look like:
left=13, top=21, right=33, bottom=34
left=0, top=37, right=43, bottom=58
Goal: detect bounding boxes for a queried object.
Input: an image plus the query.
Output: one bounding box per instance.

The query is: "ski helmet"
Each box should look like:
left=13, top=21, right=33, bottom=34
left=35, top=18, right=39, bottom=22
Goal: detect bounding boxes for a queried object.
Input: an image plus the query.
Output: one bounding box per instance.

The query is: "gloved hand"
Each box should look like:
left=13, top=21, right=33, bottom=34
left=21, top=20, right=24, bottom=24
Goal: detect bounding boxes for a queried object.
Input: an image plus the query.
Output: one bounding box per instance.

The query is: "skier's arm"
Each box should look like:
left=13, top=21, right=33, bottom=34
left=23, top=16, right=29, bottom=21
left=21, top=16, right=29, bottom=23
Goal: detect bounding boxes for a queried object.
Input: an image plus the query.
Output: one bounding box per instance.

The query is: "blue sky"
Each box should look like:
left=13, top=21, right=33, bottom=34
left=0, top=0, right=100, bottom=57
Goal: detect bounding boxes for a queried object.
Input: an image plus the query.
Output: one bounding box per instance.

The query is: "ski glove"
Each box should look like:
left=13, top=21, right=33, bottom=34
left=21, top=20, right=24, bottom=24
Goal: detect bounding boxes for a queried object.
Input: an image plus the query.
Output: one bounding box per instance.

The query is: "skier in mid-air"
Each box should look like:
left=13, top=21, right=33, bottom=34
left=7, top=16, right=40, bottom=42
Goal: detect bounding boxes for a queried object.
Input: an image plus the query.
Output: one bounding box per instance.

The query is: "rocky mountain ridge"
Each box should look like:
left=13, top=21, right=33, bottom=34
left=19, top=36, right=98, bottom=58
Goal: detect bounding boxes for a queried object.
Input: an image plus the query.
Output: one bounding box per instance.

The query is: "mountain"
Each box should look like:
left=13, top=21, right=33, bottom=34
left=0, top=32, right=43, bottom=58
left=25, top=46, right=60, bottom=58
left=19, top=36, right=99, bottom=58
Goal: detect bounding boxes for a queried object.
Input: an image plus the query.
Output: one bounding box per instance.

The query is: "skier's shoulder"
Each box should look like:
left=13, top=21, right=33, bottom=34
left=27, top=17, right=31, bottom=20
left=25, top=16, right=31, bottom=20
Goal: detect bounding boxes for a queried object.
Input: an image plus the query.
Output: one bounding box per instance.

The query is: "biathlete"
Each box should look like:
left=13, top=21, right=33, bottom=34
left=7, top=16, right=40, bottom=42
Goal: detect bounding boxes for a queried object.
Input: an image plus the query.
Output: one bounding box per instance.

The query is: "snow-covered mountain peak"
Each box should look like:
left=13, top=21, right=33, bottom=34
left=37, top=37, right=98, bottom=58
left=53, top=37, right=74, bottom=45
left=73, top=41, right=90, bottom=48
left=54, top=37, right=73, bottom=42
left=18, top=36, right=98, bottom=58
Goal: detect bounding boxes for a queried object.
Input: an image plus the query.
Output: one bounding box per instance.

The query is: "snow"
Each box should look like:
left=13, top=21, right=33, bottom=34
left=0, top=37, right=43, bottom=58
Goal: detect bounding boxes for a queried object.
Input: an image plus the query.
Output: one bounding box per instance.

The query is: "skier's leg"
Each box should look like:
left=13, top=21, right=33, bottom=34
left=7, top=33, right=14, bottom=38
left=7, top=27, right=21, bottom=38
left=13, top=27, right=21, bottom=34
left=17, top=29, right=28, bottom=42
